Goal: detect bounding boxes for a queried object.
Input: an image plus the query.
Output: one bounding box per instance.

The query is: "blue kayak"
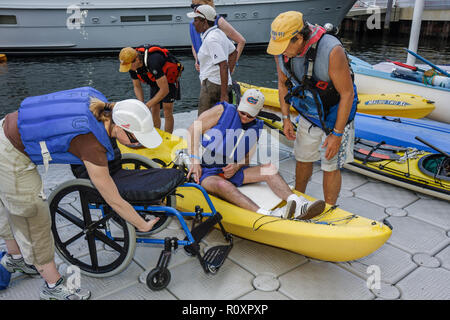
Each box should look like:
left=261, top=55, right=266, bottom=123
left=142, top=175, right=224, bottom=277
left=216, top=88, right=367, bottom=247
left=354, top=113, right=450, bottom=154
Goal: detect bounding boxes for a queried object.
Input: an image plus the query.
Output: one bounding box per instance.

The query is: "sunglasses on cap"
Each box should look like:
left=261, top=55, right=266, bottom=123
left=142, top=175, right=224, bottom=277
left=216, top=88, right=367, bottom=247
left=190, top=3, right=200, bottom=9
left=238, top=110, right=256, bottom=120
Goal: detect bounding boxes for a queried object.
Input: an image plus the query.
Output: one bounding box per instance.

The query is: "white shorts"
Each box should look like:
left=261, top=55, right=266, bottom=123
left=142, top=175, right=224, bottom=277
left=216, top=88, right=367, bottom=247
left=294, top=116, right=355, bottom=172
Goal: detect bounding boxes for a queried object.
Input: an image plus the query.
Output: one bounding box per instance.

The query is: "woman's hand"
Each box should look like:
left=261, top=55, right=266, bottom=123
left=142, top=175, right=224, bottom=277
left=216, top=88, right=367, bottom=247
left=137, top=217, right=160, bottom=233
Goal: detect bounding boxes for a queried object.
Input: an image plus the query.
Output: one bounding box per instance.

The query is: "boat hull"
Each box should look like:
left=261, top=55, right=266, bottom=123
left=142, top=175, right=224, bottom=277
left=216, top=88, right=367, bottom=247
left=349, top=57, right=450, bottom=124
left=0, top=0, right=356, bottom=54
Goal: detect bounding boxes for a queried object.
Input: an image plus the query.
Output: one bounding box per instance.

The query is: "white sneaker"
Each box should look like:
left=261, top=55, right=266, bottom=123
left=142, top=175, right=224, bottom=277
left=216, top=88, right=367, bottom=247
left=294, top=199, right=326, bottom=220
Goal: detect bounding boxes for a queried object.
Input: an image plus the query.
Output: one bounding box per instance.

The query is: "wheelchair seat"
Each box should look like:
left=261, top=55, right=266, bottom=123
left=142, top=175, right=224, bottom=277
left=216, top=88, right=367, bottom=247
left=112, top=168, right=185, bottom=203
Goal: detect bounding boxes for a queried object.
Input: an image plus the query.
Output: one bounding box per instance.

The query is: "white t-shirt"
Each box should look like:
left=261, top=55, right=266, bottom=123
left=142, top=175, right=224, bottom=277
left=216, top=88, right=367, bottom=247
left=198, top=26, right=236, bottom=86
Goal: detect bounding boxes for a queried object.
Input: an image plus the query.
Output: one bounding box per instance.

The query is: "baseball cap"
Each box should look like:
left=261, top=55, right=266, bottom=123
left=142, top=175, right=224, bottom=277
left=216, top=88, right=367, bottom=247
left=237, top=89, right=265, bottom=117
left=267, top=11, right=304, bottom=56
left=112, top=99, right=162, bottom=148
left=119, top=47, right=138, bottom=72
left=187, top=4, right=216, bottom=22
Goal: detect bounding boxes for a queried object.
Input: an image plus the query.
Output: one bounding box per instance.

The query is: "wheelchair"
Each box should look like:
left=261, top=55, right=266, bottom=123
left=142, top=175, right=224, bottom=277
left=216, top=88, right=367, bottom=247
left=48, top=150, right=233, bottom=291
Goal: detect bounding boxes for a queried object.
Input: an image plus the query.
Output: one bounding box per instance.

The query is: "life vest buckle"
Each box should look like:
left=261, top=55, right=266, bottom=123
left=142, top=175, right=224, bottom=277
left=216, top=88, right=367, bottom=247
left=316, top=81, right=328, bottom=90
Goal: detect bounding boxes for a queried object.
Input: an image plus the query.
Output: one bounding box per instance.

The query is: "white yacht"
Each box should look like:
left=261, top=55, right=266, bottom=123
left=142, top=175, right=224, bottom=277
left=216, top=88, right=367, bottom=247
left=0, top=0, right=356, bottom=54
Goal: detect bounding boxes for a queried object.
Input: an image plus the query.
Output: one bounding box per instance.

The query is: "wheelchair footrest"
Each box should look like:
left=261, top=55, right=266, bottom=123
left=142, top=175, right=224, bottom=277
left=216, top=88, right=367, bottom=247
left=191, top=212, right=223, bottom=243
left=203, top=244, right=232, bottom=273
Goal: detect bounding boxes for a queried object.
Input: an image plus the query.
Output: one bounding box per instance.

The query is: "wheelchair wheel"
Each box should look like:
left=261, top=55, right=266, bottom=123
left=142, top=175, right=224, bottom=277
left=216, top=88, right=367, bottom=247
left=120, top=153, right=174, bottom=236
left=146, top=267, right=171, bottom=291
left=48, top=179, right=136, bottom=278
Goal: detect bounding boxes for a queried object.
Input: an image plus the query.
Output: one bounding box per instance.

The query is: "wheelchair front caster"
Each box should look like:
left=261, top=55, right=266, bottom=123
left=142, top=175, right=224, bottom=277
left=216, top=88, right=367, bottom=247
left=146, top=267, right=171, bottom=291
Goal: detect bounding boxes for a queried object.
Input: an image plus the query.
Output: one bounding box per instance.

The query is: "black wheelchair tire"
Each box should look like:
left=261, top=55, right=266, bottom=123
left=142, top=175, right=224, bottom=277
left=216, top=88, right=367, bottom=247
left=48, top=179, right=137, bottom=278
left=146, top=267, right=171, bottom=291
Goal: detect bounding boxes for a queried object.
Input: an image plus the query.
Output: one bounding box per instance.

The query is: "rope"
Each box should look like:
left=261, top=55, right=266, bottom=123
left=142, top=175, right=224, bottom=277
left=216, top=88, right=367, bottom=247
left=251, top=205, right=356, bottom=231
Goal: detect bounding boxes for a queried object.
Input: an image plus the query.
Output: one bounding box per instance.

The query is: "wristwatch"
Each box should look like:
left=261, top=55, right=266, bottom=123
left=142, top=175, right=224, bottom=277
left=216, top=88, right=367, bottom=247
left=281, top=114, right=289, bottom=120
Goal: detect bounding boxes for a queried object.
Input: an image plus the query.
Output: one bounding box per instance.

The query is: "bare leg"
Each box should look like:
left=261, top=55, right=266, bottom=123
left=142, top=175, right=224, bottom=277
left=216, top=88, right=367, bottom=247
left=4, top=239, right=21, bottom=255
left=151, top=103, right=161, bottom=129
left=201, top=175, right=260, bottom=212
left=295, top=161, right=313, bottom=193
left=162, top=102, right=174, bottom=133
left=5, top=239, right=61, bottom=284
left=323, top=169, right=341, bottom=205
left=35, top=262, right=61, bottom=284
left=242, top=164, right=293, bottom=200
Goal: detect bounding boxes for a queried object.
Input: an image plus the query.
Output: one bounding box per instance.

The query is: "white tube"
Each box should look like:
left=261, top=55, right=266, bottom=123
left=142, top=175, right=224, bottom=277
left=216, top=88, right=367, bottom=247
left=406, top=0, right=425, bottom=66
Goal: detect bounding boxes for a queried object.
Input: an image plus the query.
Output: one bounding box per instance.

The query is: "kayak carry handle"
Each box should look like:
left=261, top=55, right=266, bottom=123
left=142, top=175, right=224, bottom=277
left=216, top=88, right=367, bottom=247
left=415, top=136, right=450, bottom=158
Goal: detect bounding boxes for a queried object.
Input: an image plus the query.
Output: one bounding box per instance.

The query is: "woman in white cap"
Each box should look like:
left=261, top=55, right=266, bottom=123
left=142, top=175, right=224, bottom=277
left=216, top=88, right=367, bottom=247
left=0, top=87, right=162, bottom=300
left=187, top=4, right=238, bottom=115
left=186, top=88, right=325, bottom=220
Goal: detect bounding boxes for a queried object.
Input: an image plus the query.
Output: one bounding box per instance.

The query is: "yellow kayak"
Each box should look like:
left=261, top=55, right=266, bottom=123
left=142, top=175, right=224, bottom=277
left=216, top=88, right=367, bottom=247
left=239, top=81, right=435, bottom=119
left=118, top=130, right=392, bottom=262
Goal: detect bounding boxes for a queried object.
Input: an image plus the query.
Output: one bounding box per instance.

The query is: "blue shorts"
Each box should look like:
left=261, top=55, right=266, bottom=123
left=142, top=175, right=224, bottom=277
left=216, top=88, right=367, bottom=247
left=199, top=165, right=249, bottom=187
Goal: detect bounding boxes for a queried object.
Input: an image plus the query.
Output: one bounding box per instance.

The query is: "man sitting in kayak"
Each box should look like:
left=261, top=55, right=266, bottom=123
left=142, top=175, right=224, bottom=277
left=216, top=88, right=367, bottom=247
left=187, top=88, right=325, bottom=219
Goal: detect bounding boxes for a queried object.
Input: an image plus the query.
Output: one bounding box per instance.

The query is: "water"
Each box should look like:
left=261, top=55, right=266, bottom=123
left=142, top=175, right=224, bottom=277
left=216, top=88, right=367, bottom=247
left=0, top=33, right=449, bottom=118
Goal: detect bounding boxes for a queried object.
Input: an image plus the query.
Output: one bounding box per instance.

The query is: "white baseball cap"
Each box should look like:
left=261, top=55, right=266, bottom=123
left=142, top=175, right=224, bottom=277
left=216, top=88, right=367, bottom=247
left=112, top=99, right=162, bottom=149
left=237, top=89, right=265, bottom=117
left=187, top=5, right=216, bottom=22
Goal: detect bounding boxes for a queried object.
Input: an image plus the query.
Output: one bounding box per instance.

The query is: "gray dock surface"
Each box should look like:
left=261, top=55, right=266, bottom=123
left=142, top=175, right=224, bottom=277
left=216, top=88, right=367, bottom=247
left=1, top=110, right=449, bottom=301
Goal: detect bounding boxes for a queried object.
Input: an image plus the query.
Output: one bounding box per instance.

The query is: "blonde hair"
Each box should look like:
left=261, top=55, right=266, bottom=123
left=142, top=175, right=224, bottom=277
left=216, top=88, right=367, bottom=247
left=196, top=0, right=215, bottom=8
left=89, top=97, right=115, bottom=122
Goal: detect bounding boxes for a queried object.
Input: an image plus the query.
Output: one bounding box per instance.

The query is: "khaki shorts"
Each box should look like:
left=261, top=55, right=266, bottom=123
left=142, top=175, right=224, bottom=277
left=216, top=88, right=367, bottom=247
left=294, top=116, right=355, bottom=172
left=198, top=79, right=231, bottom=116
left=0, top=119, right=55, bottom=266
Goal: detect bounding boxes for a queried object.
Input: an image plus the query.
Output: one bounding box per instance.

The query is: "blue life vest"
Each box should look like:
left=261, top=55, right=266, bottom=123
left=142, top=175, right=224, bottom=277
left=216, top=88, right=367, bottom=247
left=0, top=252, right=11, bottom=290
left=18, top=87, right=115, bottom=165
left=289, top=83, right=358, bottom=131
left=282, top=32, right=358, bottom=133
left=201, top=102, right=263, bottom=166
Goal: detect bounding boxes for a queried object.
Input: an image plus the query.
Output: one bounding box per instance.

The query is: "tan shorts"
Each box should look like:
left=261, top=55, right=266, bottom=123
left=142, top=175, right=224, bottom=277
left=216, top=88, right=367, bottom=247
left=0, top=119, right=55, bottom=266
left=294, top=116, right=355, bottom=172
left=198, top=79, right=231, bottom=116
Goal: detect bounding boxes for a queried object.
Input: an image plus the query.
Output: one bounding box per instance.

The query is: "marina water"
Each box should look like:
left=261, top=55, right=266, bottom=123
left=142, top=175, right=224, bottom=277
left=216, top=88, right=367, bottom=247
left=0, top=33, right=448, bottom=118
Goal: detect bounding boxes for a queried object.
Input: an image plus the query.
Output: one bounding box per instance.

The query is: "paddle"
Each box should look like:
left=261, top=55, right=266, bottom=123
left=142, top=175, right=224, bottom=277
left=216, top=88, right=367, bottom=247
left=415, top=136, right=450, bottom=158
left=405, top=48, right=450, bottom=77
left=387, top=59, right=426, bottom=73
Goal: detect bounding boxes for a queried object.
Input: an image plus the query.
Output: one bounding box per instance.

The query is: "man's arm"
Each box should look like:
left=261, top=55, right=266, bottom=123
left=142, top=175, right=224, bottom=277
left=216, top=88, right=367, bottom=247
left=275, top=55, right=296, bottom=140
left=328, top=46, right=354, bottom=134
left=132, top=79, right=145, bottom=102
left=145, top=75, right=170, bottom=109
left=322, top=46, right=355, bottom=160
left=218, top=60, right=230, bottom=102
left=186, top=105, right=224, bottom=183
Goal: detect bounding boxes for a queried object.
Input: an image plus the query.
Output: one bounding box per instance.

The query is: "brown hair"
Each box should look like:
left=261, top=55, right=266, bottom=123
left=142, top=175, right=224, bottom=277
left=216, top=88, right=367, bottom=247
left=89, top=97, right=116, bottom=122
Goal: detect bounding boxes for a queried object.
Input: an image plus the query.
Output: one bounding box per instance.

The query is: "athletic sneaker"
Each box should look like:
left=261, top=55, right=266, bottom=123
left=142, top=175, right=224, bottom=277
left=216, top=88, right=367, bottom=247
left=40, top=277, right=91, bottom=300
left=295, top=199, right=326, bottom=220
left=0, top=254, right=39, bottom=275
left=267, top=199, right=296, bottom=219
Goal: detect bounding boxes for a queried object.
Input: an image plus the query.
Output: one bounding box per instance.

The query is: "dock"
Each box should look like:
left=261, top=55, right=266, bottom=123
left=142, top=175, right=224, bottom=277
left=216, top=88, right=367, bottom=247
left=342, top=0, right=450, bottom=37
left=1, top=110, right=449, bottom=302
